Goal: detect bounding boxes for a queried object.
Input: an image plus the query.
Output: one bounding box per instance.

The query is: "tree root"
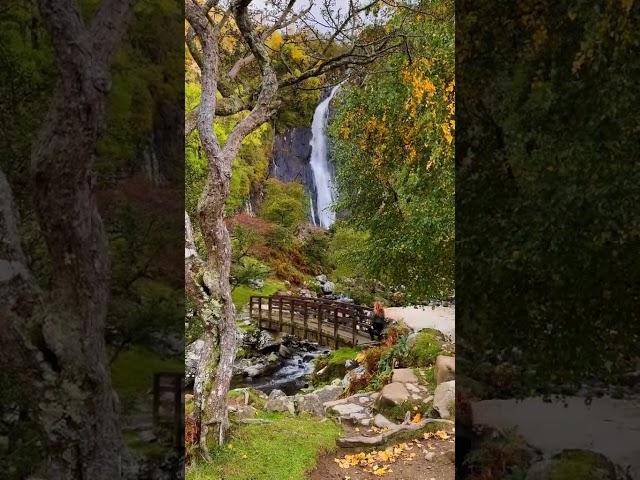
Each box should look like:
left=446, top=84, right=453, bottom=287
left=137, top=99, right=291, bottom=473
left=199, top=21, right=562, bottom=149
left=337, top=419, right=454, bottom=447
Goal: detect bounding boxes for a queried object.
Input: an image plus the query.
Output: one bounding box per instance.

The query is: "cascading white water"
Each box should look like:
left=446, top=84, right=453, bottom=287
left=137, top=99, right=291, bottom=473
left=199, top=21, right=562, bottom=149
left=309, top=84, right=341, bottom=228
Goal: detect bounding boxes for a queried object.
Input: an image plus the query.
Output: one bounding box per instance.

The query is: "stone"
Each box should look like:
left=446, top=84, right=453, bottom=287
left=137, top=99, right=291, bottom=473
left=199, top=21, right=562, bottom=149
left=433, top=380, right=455, bottom=419
left=527, top=450, right=617, bottom=480
left=249, top=278, right=264, bottom=289
left=425, top=452, right=435, bottom=461
left=314, top=385, right=343, bottom=404
left=435, top=355, right=455, bottom=384
left=342, top=366, right=366, bottom=389
left=378, top=382, right=411, bottom=407
left=330, top=403, right=364, bottom=416
left=266, top=352, right=279, bottom=364
left=185, top=339, right=205, bottom=380
left=297, top=394, right=324, bottom=416
left=331, top=378, right=343, bottom=387
left=323, top=398, right=348, bottom=408
left=234, top=405, right=258, bottom=419
left=315, top=274, right=328, bottom=283
left=406, top=383, right=421, bottom=393
left=264, top=389, right=295, bottom=415
left=322, top=281, right=335, bottom=294
left=345, top=359, right=358, bottom=371
left=373, top=414, right=396, bottom=429
left=244, top=363, right=266, bottom=378
left=392, top=368, right=419, bottom=384
left=316, top=366, right=328, bottom=376
left=279, top=344, right=293, bottom=358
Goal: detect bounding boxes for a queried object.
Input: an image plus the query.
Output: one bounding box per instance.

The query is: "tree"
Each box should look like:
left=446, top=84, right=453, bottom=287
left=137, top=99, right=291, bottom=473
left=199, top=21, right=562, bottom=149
left=0, top=0, right=132, bottom=477
left=259, top=178, right=307, bottom=228
left=329, top=0, right=455, bottom=300
left=185, top=0, right=410, bottom=455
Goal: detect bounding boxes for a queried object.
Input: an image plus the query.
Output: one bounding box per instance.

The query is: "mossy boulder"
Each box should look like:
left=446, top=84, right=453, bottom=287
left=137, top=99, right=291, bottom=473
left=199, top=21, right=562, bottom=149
left=406, top=328, right=447, bottom=367
left=311, top=347, right=361, bottom=386
left=528, top=450, right=618, bottom=480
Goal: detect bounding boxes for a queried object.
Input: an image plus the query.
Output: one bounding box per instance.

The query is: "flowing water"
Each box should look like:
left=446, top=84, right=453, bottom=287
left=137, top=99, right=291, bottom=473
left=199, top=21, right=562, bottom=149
left=309, top=85, right=341, bottom=228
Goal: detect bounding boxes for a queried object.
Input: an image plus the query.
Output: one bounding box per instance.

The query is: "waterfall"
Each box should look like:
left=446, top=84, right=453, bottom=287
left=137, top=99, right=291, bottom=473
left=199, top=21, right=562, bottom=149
left=309, top=84, right=341, bottom=229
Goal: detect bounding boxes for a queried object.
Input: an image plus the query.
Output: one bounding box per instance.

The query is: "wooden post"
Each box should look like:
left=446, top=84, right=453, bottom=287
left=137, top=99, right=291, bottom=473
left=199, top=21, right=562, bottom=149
left=258, top=297, right=263, bottom=329
left=249, top=296, right=253, bottom=320
left=303, top=302, right=309, bottom=340
left=290, top=298, right=295, bottom=335
left=317, top=305, right=323, bottom=345
left=278, top=296, right=283, bottom=332
left=333, top=308, right=339, bottom=349
left=352, top=311, right=357, bottom=345
left=268, top=296, right=273, bottom=330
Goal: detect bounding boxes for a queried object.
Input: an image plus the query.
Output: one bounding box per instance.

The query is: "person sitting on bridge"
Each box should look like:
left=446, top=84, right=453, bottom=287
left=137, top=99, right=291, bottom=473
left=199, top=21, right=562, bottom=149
left=369, top=302, right=387, bottom=341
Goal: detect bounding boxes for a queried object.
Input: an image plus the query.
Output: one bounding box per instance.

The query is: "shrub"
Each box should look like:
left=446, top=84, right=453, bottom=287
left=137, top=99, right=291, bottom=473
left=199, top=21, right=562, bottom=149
left=407, top=328, right=445, bottom=367
left=259, top=179, right=307, bottom=228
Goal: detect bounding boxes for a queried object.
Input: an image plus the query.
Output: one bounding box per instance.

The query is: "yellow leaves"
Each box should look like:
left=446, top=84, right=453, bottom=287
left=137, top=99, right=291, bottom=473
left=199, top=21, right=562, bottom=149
left=441, top=122, right=453, bottom=145
left=373, top=466, right=388, bottom=476
left=424, top=430, right=451, bottom=440
left=265, top=31, right=284, bottom=50
left=411, top=412, right=422, bottom=423
left=355, top=351, right=366, bottom=363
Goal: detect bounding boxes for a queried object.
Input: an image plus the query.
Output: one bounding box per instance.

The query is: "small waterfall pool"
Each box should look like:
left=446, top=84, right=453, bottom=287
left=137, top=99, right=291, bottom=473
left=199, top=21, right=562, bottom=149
left=309, top=85, right=341, bottom=229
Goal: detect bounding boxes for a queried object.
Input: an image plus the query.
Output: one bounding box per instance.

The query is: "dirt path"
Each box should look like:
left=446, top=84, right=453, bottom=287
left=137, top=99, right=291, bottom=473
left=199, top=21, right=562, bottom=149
left=309, top=425, right=455, bottom=480
left=385, top=306, right=455, bottom=340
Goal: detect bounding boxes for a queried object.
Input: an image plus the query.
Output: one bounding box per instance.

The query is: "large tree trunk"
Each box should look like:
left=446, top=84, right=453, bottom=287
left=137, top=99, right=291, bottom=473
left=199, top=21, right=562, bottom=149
left=0, top=0, right=131, bottom=477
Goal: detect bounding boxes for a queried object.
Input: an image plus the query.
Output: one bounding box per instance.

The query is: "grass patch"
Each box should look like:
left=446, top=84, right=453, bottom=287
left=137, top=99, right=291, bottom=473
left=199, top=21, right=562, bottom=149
left=415, top=366, right=437, bottom=391
left=376, top=398, right=435, bottom=423
left=111, top=346, right=183, bottom=410
left=312, top=347, right=362, bottom=386
left=232, top=277, right=286, bottom=311
left=406, top=329, right=445, bottom=367
left=186, top=413, right=342, bottom=480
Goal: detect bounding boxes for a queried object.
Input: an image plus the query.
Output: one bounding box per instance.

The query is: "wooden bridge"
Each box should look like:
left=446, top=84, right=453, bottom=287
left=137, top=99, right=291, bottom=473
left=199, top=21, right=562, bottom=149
left=249, top=295, right=376, bottom=348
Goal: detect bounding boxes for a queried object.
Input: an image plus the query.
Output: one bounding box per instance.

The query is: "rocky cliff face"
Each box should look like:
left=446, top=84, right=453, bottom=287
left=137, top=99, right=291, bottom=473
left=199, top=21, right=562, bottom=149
left=268, top=127, right=319, bottom=221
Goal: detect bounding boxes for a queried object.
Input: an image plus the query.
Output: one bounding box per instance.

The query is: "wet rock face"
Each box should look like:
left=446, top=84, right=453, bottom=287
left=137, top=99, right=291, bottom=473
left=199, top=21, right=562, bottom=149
left=269, top=127, right=316, bottom=197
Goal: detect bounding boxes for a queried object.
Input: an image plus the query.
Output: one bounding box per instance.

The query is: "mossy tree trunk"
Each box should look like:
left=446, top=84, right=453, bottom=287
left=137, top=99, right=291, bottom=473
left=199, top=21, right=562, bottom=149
left=0, top=0, right=131, bottom=477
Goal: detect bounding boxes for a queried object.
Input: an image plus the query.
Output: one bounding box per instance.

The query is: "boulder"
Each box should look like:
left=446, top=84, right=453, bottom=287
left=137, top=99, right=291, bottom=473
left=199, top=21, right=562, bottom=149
left=185, top=339, right=205, bottom=380
left=391, top=368, right=419, bottom=384
left=278, top=344, right=293, bottom=358
left=264, top=389, right=295, bottom=415
left=345, top=359, right=358, bottom=371
left=322, top=281, right=335, bottom=294
left=266, top=352, right=279, bottom=364
left=330, top=403, right=365, bottom=416
left=373, top=414, right=397, bottom=429
left=433, top=380, right=455, bottom=419
left=527, top=450, right=617, bottom=480
left=315, top=274, right=328, bottom=283
left=297, top=393, right=324, bottom=416
left=244, top=363, right=266, bottom=378
left=342, top=366, right=366, bottom=390
left=233, top=405, right=258, bottom=420
left=314, top=384, right=343, bottom=404
left=435, top=355, right=455, bottom=384
left=378, top=382, right=411, bottom=407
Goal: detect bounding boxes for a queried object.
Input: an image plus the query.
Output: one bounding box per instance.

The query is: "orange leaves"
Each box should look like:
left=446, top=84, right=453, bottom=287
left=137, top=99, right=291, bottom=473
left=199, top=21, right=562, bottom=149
left=334, top=442, right=417, bottom=475
left=424, top=430, right=451, bottom=440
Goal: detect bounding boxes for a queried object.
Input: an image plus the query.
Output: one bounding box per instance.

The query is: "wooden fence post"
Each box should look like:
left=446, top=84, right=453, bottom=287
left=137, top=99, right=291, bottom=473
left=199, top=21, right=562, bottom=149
left=249, top=296, right=253, bottom=320
left=258, top=297, right=262, bottom=330
left=268, top=296, right=273, bottom=330
left=352, top=310, right=357, bottom=345
left=303, top=302, right=308, bottom=340
left=290, top=299, right=295, bottom=335
left=278, top=296, right=283, bottom=332
left=317, top=305, right=323, bottom=344
left=333, top=308, right=339, bottom=349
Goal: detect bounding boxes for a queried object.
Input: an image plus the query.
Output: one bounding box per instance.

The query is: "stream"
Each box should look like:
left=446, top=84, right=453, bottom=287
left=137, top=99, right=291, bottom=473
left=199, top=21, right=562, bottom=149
left=231, top=338, right=330, bottom=395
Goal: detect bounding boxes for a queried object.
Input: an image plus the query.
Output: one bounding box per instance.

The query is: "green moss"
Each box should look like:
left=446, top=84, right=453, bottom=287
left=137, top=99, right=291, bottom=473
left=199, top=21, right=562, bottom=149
left=415, top=366, right=437, bottom=391
left=407, top=329, right=445, bottom=367
left=232, top=278, right=286, bottom=311
left=186, top=414, right=342, bottom=480
left=312, top=347, right=362, bottom=386
left=549, top=450, right=617, bottom=480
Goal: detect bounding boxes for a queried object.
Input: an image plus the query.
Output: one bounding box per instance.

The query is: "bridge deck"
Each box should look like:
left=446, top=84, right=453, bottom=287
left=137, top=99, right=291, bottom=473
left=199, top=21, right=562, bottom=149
left=249, top=295, right=376, bottom=348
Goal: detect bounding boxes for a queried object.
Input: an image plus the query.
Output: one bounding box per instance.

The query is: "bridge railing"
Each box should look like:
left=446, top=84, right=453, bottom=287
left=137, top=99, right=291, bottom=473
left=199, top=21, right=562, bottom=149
left=248, top=295, right=374, bottom=348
